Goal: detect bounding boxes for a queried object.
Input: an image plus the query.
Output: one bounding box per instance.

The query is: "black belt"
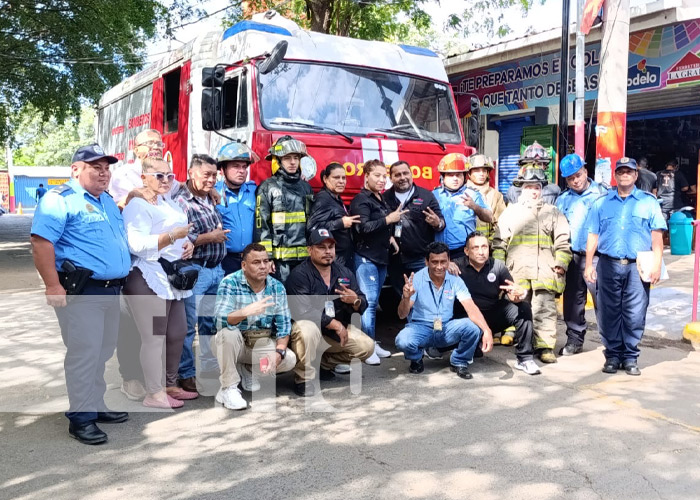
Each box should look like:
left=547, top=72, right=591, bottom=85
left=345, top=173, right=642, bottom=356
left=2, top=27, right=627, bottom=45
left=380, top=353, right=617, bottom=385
left=191, top=258, right=220, bottom=269
left=86, top=277, right=127, bottom=288
left=600, top=253, right=636, bottom=265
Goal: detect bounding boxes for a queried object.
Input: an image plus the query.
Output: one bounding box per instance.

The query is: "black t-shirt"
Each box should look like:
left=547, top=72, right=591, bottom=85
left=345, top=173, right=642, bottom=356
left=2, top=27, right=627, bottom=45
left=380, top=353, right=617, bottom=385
left=635, top=168, right=657, bottom=194
left=454, top=256, right=512, bottom=311
left=656, top=169, right=689, bottom=211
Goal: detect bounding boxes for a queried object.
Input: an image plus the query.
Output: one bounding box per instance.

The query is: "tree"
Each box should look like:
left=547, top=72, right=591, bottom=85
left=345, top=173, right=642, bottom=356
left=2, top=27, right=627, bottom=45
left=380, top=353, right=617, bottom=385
left=231, top=0, right=432, bottom=41
left=9, top=105, right=95, bottom=166
left=447, top=0, right=545, bottom=40
left=0, top=0, right=203, bottom=144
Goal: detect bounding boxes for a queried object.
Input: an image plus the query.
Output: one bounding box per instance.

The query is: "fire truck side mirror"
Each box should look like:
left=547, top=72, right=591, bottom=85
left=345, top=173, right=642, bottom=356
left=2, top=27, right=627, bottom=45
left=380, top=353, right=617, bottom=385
left=202, top=67, right=225, bottom=87
left=202, top=88, right=222, bottom=130
left=258, top=41, right=288, bottom=75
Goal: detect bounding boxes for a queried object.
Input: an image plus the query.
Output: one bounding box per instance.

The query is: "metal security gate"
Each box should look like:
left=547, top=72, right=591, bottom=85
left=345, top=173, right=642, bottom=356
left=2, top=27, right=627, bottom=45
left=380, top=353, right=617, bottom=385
left=496, top=118, right=528, bottom=194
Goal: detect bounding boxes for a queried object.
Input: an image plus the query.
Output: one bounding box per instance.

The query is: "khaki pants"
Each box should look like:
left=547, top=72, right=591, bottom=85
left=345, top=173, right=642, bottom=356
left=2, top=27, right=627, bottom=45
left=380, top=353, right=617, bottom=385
left=528, top=288, right=558, bottom=350
left=289, top=320, right=375, bottom=383
left=213, top=327, right=297, bottom=389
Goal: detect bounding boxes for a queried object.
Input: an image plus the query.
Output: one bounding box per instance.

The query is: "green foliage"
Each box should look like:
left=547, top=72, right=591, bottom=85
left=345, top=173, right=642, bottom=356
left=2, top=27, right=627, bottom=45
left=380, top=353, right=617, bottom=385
left=227, top=0, right=432, bottom=41
left=447, top=0, right=545, bottom=41
left=0, top=0, right=202, bottom=144
left=9, top=105, right=95, bottom=166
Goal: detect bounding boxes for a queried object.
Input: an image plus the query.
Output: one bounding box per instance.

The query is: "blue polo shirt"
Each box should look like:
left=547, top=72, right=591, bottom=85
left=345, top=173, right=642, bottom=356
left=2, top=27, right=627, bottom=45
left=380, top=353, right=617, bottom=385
left=555, top=179, right=607, bottom=252
left=587, top=187, right=667, bottom=259
left=434, top=185, right=489, bottom=250
left=408, top=267, right=472, bottom=324
left=31, top=179, right=131, bottom=280
left=215, top=180, right=257, bottom=253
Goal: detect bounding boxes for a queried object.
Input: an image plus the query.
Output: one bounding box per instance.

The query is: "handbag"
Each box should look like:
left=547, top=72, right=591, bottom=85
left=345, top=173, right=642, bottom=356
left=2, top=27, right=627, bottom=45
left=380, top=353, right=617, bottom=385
left=158, top=257, right=199, bottom=291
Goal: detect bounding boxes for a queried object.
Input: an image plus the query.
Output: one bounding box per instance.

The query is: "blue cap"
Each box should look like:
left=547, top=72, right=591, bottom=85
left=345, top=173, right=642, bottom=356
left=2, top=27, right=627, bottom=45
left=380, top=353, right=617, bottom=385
left=615, top=157, right=637, bottom=170
left=72, top=144, right=118, bottom=164
left=559, top=154, right=586, bottom=178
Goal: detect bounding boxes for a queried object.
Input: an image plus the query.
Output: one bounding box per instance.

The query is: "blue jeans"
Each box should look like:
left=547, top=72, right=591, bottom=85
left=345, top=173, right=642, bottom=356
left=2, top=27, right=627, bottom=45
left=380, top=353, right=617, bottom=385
left=354, top=255, right=387, bottom=340
left=395, top=319, right=482, bottom=367
left=179, top=264, right=224, bottom=379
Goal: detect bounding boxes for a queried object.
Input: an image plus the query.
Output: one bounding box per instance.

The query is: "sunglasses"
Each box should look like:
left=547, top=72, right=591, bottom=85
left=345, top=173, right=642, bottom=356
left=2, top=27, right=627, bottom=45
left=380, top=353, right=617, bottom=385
left=139, top=140, right=166, bottom=148
left=144, top=172, right=176, bottom=182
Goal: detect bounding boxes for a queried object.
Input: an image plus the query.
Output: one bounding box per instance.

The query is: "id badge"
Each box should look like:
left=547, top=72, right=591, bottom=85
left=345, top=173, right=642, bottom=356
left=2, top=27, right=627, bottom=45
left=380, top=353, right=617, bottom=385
left=394, top=223, right=402, bottom=238
left=433, top=317, right=443, bottom=331
left=325, top=300, right=335, bottom=318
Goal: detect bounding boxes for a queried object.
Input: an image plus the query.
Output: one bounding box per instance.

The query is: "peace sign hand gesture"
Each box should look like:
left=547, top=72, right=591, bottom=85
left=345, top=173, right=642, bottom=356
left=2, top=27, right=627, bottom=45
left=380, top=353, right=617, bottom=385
left=402, top=272, right=415, bottom=300
left=423, top=207, right=441, bottom=228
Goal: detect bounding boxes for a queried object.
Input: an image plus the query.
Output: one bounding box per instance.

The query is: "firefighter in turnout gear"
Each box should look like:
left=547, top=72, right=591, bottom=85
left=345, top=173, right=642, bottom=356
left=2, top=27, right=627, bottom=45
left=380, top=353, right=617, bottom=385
left=466, top=154, right=506, bottom=239
left=255, top=136, right=314, bottom=283
left=492, top=166, right=572, bottom=364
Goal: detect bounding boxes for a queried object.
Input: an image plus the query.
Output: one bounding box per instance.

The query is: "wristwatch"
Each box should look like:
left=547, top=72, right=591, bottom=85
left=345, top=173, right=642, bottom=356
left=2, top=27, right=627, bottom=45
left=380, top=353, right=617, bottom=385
left=275, top=348, right=287, bottom=359
left=352, top=298, right=362, bottom=308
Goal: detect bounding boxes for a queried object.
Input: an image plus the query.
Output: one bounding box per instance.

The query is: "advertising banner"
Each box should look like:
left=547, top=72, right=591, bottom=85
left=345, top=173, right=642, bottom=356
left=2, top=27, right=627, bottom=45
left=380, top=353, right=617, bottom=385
left=450, top=20, right=700, bottom=116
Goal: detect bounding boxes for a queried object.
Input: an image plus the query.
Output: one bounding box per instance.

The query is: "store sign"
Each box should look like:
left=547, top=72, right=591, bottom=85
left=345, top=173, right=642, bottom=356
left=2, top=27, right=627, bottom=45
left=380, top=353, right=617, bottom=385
left=667, top=52, right=700, bottom=85
left=627, top=59, right=661, bottom=91
left=450, top=20, right=700, bottom=115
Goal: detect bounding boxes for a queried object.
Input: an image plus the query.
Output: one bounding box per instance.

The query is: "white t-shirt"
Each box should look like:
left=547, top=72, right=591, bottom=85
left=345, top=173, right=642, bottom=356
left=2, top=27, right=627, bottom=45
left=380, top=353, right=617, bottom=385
left=122, top=196, right=192, bottom=300
left=109, top=159, right=143, bottom=204
left=394, top=186, right=415, bottom=207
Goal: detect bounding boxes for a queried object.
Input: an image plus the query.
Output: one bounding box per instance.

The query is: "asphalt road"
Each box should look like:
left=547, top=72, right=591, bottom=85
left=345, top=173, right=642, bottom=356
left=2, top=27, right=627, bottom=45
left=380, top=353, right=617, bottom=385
left=2, top=214, right=700, bottom=500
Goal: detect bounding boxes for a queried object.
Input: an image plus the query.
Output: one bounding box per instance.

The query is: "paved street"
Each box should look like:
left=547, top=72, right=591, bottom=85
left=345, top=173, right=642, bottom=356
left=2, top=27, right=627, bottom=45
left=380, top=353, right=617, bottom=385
left=1, top=213, right=700, bottom=500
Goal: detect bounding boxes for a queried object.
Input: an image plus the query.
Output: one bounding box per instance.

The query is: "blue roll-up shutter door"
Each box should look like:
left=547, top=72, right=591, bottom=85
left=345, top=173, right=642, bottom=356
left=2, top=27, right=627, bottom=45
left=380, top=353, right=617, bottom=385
left=496, top=118, right=528, bottom=194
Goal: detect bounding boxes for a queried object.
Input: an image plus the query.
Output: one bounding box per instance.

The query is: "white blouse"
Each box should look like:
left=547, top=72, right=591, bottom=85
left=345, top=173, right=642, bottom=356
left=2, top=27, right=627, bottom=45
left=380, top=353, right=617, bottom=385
left=122, top=196, right=193, bottom=300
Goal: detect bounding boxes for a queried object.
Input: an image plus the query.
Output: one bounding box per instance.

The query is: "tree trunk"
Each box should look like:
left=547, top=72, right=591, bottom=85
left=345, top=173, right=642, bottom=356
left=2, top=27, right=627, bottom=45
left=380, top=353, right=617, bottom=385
left=306, top=0, right=334, bottom=33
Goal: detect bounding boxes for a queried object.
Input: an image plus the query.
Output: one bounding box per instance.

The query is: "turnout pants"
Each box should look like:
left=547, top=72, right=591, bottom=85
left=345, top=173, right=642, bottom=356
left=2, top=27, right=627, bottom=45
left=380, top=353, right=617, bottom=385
left=289, top=320, right=374, bottom=383
left=525, top=286, right=558, bottom=350
left=54, top=284, right=121, bottom=425
left=481, top=299, right=535, bottom=361
left=596, top=256, right=650, bottom=363
left=563, top=253, right=598, bottom=346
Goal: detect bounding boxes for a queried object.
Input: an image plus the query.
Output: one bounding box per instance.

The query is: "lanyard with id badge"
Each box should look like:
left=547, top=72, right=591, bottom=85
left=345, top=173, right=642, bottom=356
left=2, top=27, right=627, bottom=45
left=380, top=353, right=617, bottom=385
left=326, top=276, right=352, bottom=318
left=429, top=281, right=445, bottom=332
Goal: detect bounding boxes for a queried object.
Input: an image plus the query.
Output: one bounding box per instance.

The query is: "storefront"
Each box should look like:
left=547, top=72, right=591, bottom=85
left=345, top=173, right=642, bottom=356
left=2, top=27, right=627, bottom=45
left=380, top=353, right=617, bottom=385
left=445, top=0, right=700, bottom=196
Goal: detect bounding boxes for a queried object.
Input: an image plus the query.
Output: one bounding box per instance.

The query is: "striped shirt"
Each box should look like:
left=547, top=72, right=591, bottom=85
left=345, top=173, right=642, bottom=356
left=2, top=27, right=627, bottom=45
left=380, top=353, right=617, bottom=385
left=214, top=270, right=291, bottom=338
left=174, top=182, right=226, bottom=264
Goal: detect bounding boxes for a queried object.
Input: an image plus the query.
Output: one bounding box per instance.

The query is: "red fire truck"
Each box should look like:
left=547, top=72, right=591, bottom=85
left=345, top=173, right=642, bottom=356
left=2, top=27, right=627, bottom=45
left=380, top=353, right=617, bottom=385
left=97, top=11, right=474, bottom=193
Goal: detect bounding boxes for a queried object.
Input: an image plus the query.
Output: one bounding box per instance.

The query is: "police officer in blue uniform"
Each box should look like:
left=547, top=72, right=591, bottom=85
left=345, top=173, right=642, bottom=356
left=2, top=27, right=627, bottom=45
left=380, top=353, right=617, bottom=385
left=555, top=154, right=607, bottom=356
left=584, top=157, right=666, bottom=376
left=31, top=144, right=132, bottom=445
left=215, top=142, right=259, bottom=275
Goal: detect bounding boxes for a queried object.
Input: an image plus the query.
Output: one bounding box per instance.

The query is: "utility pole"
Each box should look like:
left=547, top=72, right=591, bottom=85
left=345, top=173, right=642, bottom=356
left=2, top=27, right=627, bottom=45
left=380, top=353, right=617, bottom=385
left=594, top=0, right=630, bottom=186
left=558, top=0, right=571, bottom=171
left=574, top=0, right=586, bottom=157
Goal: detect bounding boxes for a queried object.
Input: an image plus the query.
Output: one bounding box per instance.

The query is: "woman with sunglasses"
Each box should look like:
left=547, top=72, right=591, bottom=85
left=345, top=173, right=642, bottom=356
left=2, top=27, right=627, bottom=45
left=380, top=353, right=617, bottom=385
left=308, top=163, right=360, bottom=268
left=122, top=157, right=199, bottom=408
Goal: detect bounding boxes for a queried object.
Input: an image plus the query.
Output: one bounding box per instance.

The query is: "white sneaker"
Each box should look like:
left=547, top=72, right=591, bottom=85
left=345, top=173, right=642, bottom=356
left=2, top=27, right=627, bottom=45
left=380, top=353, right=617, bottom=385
left=364, top=351, right=381, bottom=365
left=515, top=359, right=541, bottom=375
left=238, top=364, right=260, bottom=392
left=334, top=363, right=352, bottom=374
left=215, top=386, right=248, bottom=410
left=424, top=347, right=443, bottom=360
left=374, top=343, right=391, bottom=358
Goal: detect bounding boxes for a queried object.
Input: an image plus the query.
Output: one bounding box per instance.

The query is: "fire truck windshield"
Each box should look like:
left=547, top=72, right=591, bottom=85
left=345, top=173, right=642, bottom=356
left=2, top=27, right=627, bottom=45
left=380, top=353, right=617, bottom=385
left=258, top=61, right=462, bottom=144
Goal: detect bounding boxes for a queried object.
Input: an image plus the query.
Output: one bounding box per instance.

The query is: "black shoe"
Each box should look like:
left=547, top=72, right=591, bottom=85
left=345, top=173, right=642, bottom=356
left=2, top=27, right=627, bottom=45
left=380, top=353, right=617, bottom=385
left=559, top=344, right=583, bottom=356
left=319, top=368, right=336, bottom=381
left=69, top=422, right=107, bottom=445
left=96, top=411, right=129, bottom=424
left=623, top=361, right=641, bottom=376
left=602, top=359, right=620, bottom=374
left=294, top=382, right=317, bottom=397
left=473, top=346, right=484, bottom=359
left=409, top=359, right=424, bottom=374
left=450, top=365, right=473, bottom=380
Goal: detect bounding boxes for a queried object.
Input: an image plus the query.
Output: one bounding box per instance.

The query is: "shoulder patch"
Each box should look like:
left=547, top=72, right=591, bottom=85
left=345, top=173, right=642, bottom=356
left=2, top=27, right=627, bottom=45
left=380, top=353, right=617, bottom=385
left=51, top=184, right=74, bottom=197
